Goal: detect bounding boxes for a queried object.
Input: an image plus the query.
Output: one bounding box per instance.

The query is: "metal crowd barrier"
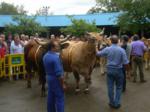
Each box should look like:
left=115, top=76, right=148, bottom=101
left=0, top=58, right=5, bottom=78
left=0, top=54, right=26, bottom=80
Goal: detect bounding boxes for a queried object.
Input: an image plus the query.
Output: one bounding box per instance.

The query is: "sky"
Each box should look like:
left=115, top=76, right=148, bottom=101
left=0, top=0, right=96, bottom=15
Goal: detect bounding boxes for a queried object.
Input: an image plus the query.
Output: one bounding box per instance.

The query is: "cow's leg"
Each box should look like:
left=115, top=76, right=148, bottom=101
left=41, top=75, right=46, bottom=97
left=26, top=65, right=32, bottom=88
left=84, top=76, right=90, bottom=94
left=39, top=70, right=46, bottom=97
left=84, top=68, right=93, bottom=94
left=100, top=59, right=104, bottom=75
left=147, top=56, right=150, bottom=69
left=126, top=65, right=132, bottom=80
left=64, top=72, right=69, bottom=84
left=73, top=71, right=80, bottom=93
left=148, top=58, right=150, bottom=69
left=100, top=58, right=106, bottom=76
left=99, top=58, right=105, bottom=76
left=145, top=58, right=148, bottom=70
left=103, top=58, right=107, bottom=75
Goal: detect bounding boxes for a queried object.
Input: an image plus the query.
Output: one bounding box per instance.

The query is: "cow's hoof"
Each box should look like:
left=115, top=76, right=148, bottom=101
left=41, top=92, right=46, bottom=97
left=89, top=80, right=92, bottom=85
left=75, top=88, right=80, bottom=94
left=146, top=68, right=149, bottom=70
left=41, top=94, right=46, bottom=97
left=84, top=88, right=89, bottom=94
left=27, top=85, right=31, bottom=88
left=101, top=73, right=105, bottom=76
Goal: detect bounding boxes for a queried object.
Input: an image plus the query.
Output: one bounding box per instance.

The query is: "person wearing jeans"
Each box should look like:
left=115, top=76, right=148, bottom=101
left=97, top=35, right=129, bottom=109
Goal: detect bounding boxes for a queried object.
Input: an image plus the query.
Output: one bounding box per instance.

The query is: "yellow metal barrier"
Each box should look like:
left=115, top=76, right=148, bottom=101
left=0, top=58, right=5, bottom=78
left=4, top=54, right=26, bottom=80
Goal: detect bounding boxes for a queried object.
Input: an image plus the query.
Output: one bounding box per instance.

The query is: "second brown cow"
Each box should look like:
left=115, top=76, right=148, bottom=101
left=61, top=32, right=102, bottom=93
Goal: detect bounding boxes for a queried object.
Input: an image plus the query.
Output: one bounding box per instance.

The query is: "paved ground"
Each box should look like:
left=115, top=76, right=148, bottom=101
left=0, top=67, right=150, bottom=112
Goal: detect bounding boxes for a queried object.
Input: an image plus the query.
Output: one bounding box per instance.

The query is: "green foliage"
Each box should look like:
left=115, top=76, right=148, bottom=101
left=0, top=2, right=27, bottom=15
left=61, top=17, right=100, bottom=37
left=90, top=0, right=150, bottom=34
left=5, top=15, right=47, bottom=36
left=116, top=0, right=150, bottom=34
left=88, top=0, right=119, bottom=14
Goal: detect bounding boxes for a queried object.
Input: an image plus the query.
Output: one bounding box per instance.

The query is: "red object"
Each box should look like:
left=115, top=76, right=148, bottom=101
left=0, top=47, right=6, bottom=58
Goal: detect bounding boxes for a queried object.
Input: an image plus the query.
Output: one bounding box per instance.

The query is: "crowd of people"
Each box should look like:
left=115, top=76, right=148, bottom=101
left=0, top=34, right=29, bottom=57
left=0, top=33, right=65, bottom=57
left=0, top=33, right=86, bottom=58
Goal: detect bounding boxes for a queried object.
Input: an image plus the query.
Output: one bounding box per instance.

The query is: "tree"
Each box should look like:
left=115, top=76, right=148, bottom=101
left=61, top=16, right=100, bottom=37
left=5, top=15, right=47, bottom=36
left=36, top=6, right=53, bottom=16
left=88, top=0, right=150, bottom=35
left=0, top=2, right=27, bottom=15
left=116, top=0, right=150, bottom=35
left=87, top=0, right=120, bottom=14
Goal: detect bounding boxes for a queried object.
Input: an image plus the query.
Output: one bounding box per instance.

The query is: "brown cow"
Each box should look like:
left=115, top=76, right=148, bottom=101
left=24, top=38, right=69, bottom=96
left=142, top=38, right=150, bottom=70
left=61, top=32, right=102, bottom=93
left=98, top=37, right=111, bottom=75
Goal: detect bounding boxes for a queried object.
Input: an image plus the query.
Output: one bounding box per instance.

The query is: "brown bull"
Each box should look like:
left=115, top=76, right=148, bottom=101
left=61, top=32, right=102, bottom=93
left=97, top=37, right=111, bottom=75
left=142, top=38, right=150, bottom=70
left=24, top=38, right=69, bottom=96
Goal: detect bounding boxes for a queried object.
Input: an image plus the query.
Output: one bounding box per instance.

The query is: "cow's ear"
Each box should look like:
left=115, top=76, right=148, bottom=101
left=84, top=32, right=90, bottom=39
left=60, top=43, right=69, bottom=49
left=85, top=32, right=90, bottom=36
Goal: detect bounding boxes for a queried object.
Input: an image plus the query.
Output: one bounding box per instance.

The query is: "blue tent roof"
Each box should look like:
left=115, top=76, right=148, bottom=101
left=0, top=12, right=120, bottom=27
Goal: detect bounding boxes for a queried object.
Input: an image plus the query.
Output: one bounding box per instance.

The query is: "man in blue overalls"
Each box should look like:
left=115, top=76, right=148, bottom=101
left=43, top=40, right=66, bottom=112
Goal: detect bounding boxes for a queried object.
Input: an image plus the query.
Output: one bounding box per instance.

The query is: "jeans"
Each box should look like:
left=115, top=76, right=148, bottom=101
left=107, top=67, right=124, bottom=106
left=46, top=75, right=64, bottom=112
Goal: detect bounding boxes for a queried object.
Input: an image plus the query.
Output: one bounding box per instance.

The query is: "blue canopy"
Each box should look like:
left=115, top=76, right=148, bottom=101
left=0, top=12, right=120, bottom=27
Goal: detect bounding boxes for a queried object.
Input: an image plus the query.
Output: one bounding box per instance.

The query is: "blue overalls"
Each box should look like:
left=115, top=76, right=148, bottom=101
left=43, top=51, right=64, bottom=112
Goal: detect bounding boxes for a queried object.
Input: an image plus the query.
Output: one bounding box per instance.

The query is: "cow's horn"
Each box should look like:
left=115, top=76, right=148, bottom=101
left=85, top=31, right=90, bottom=35
left=60, top=36, right=70, bottom=43
left=100, top=28, right=105, bottom=35
left=34, top=39, right=48, bottom=45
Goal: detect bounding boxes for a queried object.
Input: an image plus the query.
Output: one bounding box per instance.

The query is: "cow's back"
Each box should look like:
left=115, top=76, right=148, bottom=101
left=61, top=41, right=96, bottom=75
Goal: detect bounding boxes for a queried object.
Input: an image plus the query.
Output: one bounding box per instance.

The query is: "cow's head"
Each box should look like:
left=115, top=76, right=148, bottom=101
left=35, top=37, right=69, bottom=51
left=84, top=28, right=105, bottom=41
left=84, top=32, right=103, bottom=43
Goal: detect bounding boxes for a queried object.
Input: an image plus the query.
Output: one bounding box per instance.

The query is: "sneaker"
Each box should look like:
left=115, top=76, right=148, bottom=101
left=108, top=103, right=114, bottom=108
left=113, top=104, right=121, bottom=109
